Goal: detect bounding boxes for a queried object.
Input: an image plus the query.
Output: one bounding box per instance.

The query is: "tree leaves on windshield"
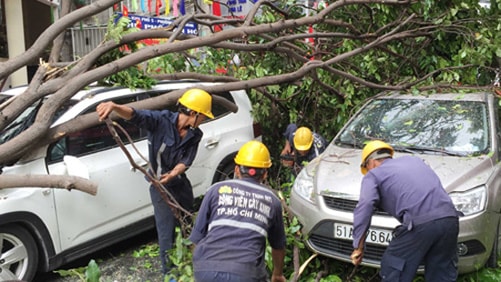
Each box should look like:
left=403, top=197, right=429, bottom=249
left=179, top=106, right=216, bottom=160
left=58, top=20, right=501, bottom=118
left=336, top=98, right=489, bottom=156
left=0, top=99, right=42, bottom=146
left=392, top=144, right=466, bottom=157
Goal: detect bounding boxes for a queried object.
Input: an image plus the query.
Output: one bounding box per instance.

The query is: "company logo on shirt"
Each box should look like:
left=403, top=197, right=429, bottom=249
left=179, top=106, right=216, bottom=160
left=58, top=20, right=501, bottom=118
left=218, top=185, right=233, bottom=194
left=216, top=185, right=272, bottom=224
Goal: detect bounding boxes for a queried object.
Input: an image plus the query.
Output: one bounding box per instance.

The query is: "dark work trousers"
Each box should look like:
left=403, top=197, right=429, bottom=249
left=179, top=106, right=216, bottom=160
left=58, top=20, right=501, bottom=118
left=380, top=216, right=459, bottom=282
left=149, top=174, right=193, bottom=274
left=195, top=271, right=263, bottom=282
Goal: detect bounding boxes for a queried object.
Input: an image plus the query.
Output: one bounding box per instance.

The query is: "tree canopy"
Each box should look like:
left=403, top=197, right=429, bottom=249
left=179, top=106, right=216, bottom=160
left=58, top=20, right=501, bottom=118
left=0, top=0, right=500, bottom=186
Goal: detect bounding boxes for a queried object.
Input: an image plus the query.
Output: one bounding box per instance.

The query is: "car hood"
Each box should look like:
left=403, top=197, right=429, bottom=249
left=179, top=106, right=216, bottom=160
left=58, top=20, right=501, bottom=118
left=313, top=145, right=494, bottom=200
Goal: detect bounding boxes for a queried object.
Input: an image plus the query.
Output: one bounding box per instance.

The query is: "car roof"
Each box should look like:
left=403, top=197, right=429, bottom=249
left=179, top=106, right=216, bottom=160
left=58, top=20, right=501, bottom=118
left=1, top=80, right=236, bottom=127
left=0, top=80, right=219, bottom=101
left=376, top=91, right=493, bottom=102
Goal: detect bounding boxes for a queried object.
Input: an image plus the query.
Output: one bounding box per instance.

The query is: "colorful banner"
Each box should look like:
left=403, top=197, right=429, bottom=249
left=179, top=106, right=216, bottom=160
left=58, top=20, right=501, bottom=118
left=215, top=0, right=257, bottom=31
left=180, top=0, right=185, bottom=15
left=116, top=12, right=198, bottom=35
left=129, top=0, right=186, bottom=17
left=173, top=0, right=179, bottom=16
left=141, top=0, right=146, bottom=12
left=165, top=0, right=170, bottom=15
left=123, top=4, right=129, bottom=17
left=224, top=0, right=256, bottom=15
left=213, top=1, right=222, bottom=32
left=156, top=0, right=161, bottom=16
left=131, top=0, right=138, bottom=12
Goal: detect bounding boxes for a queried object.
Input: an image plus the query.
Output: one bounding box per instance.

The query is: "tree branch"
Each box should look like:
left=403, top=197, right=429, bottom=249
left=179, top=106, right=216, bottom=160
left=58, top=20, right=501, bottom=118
left=0, top=175, right=97, bottom=195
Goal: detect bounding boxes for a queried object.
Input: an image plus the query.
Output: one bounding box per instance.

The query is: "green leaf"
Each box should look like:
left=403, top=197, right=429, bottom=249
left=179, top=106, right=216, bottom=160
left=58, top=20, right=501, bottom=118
left=85, top=259, right=101, bottom=282
left=496, top=48, right=501, bottom=58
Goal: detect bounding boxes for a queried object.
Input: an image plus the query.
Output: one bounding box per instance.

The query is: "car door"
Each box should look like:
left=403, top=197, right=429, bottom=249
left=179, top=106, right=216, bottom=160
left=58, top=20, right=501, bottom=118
left=187, top=90, right=256, bottom=197
left=47, top=95, right=153, bottom=250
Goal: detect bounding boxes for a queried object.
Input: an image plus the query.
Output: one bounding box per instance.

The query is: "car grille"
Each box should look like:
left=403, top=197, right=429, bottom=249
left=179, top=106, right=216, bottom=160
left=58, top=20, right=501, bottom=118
left=323, top=196, right=389, bottom=216
left=309, top=233, right=386, bottom=262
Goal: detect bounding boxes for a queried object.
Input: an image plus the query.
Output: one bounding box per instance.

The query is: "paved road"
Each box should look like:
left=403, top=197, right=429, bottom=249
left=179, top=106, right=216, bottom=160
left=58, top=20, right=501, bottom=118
left=34, top=229, right=164, bottom=282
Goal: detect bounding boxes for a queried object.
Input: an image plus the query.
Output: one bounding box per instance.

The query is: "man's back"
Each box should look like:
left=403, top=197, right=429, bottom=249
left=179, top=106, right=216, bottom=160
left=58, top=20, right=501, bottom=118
left=190, top=178, right=285, bottom=279
left=361, top=156, right=458, bottom=225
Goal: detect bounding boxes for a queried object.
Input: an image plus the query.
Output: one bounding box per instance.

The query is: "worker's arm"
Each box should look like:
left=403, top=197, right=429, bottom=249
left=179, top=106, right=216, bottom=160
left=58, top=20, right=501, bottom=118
left=271, top=248, right=286, bottom=282
left=351, top=175, right=379, bottom=266
left=351, top=234, right=366, bottom=266
left=280, top=140, right=294, bottom=167
left=281, top=139, right=292, bottom=155
left=96, top=101, right=135, bottom=121
left=160, top=163, right=187, bottom=185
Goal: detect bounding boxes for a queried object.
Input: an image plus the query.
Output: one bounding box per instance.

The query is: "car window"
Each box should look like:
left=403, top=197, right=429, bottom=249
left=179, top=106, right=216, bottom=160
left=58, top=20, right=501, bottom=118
left=47, top=90, right=236, bottom=163
left=0, top=94, right=77, bottom=166
left=338, top=98, right=489, bottom=155
left=47, top=96, right=143, bottom=163
left=210, top=91, right=234, bottom=119
left=0, top=98, right=41, bottom=146
left=0, top=95, right=76, bottom=146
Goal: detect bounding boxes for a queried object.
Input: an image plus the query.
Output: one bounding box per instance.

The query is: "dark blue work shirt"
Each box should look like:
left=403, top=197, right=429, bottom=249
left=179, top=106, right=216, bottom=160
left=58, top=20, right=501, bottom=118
left=129, top=109, right=202, bottom=178
left=352, top=156, right=459, bottom=249
left=189, top=178, right=286, bottom=279
left=283, top=123, right=327, bottom=164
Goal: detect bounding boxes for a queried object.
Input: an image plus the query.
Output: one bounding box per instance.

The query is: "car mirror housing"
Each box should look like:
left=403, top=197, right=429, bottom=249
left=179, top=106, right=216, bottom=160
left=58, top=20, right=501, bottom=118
left=64, top=155, right=90, bottom=179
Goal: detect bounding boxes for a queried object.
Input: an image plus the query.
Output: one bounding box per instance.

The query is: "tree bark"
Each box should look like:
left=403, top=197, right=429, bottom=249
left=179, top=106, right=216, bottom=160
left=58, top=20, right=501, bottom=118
left=0, top=175, right=97, bottom=195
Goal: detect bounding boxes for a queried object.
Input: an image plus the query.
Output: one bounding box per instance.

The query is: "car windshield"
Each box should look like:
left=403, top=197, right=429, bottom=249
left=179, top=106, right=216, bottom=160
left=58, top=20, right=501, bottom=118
left=0, top=94, right=75, bottom=146
left=336, top=97, right=489, bottom=156
left=0, top=94, right=42, bottom=145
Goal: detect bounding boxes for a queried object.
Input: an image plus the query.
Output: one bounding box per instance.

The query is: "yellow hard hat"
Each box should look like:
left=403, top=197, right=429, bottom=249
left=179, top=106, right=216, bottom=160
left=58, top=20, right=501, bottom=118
left=178, top=89, right=214, bottom=119
left=360, top=140, right=394, bottom=175
left=293, top=127, right=314, bottom=151
left=234, top=140, right=272, bottom=168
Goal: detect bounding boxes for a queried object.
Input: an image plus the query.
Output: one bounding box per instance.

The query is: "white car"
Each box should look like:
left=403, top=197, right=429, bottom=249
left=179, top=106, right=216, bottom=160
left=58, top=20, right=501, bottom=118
left=0, top=80, right=262, bottom=281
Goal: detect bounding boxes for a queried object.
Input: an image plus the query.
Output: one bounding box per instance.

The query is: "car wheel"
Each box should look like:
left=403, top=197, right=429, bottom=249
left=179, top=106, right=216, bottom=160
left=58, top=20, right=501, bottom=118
left=486, top=222, right=500, bottom=268
left=0, top=225, right=39, bottom=281
left=212, top=154, right=237, bottom=183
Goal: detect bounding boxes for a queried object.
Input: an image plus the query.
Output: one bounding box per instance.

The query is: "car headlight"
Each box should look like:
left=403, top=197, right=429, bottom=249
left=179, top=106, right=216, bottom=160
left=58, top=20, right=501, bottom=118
left=449, top=186, right=486, bottom=216
left=292, top=167, right=315, bottom=204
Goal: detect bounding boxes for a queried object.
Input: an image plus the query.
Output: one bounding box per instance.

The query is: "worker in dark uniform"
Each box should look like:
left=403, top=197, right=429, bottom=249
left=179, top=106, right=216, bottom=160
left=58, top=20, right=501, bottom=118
left=280, top=124, right=327, bottom=173
left=351, top=140, right=460, bottom=282
left=189, top=140, right=286, bottom=282
left=96, top=88, right=214, bottom=275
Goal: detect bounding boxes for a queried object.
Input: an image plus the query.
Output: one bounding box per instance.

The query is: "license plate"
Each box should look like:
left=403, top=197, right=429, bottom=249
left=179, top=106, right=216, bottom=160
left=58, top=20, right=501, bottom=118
left=334, top=223, right=392, bottom=246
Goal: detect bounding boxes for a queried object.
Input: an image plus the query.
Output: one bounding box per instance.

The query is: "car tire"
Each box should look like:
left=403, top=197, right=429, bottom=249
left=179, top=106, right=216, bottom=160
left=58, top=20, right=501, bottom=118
left=0, top=224, right=39, bottom=281
left=486, top=222, right=500, bottom=268
left=212, top=153, right=237, bottom=183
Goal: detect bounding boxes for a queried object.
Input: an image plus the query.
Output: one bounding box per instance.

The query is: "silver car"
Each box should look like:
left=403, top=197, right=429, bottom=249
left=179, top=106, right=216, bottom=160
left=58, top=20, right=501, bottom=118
left=290, top=91, right=501, bottom=274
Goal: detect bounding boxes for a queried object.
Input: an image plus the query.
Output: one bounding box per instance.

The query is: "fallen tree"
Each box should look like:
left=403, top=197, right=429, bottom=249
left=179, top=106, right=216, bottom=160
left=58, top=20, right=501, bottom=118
left=0, top=0, right=499, bottom=191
